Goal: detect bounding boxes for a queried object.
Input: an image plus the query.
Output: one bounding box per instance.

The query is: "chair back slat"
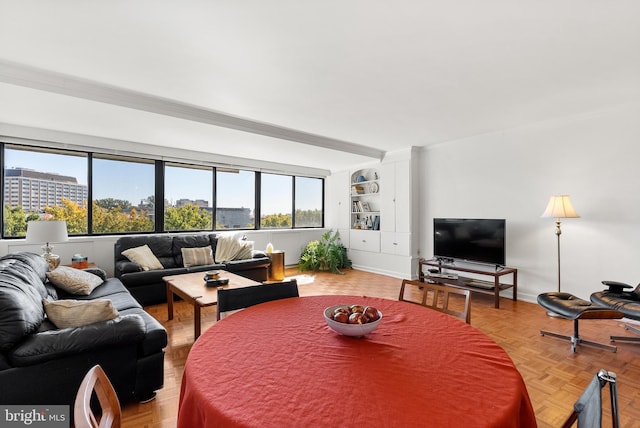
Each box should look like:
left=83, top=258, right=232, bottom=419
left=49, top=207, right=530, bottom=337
left=217, top=280, right=299, bottom=320
left=399, top=279, right=471, bottom=324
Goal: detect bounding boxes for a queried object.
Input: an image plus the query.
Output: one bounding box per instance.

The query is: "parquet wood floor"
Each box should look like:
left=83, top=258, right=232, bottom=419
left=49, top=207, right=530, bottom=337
left=124, top=268, right=640, bottom=427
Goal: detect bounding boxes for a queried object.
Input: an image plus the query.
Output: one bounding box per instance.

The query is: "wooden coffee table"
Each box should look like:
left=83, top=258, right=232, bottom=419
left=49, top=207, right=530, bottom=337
left=163, top=270, right=260, bottom=339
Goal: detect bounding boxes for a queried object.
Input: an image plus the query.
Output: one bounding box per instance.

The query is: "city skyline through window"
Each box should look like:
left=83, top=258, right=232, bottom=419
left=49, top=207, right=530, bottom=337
left=2, top=145, right=323, bottom=236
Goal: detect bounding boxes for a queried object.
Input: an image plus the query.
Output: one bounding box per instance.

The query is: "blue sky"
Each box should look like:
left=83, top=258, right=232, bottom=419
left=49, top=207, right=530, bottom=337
left=5, top=148, right=321, bottom=214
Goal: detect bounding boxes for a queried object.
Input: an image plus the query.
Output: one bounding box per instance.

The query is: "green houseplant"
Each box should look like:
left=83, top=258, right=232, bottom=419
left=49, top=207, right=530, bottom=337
left=298, top=230, right=352, bottom=274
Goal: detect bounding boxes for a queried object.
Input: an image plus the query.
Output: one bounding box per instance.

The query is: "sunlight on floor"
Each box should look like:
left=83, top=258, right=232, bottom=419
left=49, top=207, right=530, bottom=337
left=285, top=274, right=315, bottom=285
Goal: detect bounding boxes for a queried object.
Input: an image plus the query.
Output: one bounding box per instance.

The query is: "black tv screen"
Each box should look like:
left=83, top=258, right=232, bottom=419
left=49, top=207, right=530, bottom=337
left=433, top=218, right=506, bottom=266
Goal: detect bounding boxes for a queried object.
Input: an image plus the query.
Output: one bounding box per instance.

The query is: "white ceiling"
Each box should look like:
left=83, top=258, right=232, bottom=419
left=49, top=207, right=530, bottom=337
left=1, top=1, right=639, bottom=173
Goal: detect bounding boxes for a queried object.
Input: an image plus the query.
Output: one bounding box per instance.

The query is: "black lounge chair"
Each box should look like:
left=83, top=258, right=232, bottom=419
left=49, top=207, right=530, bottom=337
left=591, top=280, right=640, bottom=343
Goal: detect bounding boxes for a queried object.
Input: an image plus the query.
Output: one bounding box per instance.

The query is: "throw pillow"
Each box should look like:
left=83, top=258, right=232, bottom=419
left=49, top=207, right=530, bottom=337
left=234, top=241, right=254, bottom=261
left=215, top=233, right=255, bottom=262
left=43, top=299, right=119, bottom=329
left=182, top=246, right=214, bottom=268
left=215, top=232, right=244, bottom=262
left=46, top=266, right=104, bottom=295
left=121, top=244, right=164, bottom=271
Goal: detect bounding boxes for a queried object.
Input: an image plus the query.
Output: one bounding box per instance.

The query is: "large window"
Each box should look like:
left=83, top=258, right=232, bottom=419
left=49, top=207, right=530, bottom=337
left=3, top=146, right=88, bottom=237
left=260, top=173, right=292, bottom=229
left=1, top=143, right=323, bottom=237
left=92, top=155, right=155, bottom=233
left=164, top=164, right=213, bottom=231
left=216, top=169, right=255, bottom=229
left=295, top=176, right=323, bottom=227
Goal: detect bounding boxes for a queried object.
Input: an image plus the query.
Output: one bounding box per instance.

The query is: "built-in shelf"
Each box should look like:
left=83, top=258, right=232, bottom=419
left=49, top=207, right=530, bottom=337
left=350, top=168, right=380, bottom=231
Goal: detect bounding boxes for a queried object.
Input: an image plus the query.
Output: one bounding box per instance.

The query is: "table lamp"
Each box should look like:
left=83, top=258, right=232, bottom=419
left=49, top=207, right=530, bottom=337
left=25, top=220, right=68, bottom=270
left=541, top=195, right=580, bottom=292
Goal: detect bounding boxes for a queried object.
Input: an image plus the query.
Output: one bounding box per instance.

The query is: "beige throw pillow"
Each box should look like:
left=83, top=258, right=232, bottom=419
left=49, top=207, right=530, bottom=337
left=234, top=241, right=254, bottom=261
left=215, top=233, right=255, bottom=262
left=46, top=266, right=104, bottom=295
left=182, top=246, right=214, bottom=267
left=121, top=244, right=164, bottom=271
left=43, top=299, right=119, bottom=329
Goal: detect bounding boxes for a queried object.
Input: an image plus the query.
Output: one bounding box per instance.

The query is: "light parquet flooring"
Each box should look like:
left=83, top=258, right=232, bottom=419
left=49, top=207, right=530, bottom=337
left=124, top=268, right=640, bottom=427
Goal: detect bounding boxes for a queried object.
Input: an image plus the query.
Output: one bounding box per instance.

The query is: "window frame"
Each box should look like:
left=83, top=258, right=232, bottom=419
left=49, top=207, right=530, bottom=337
left=0, top=142, right=324, bottom=238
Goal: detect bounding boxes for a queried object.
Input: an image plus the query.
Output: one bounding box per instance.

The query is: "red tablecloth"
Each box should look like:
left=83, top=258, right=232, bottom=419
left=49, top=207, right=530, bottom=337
left=178, top=295, right=537, bottom=428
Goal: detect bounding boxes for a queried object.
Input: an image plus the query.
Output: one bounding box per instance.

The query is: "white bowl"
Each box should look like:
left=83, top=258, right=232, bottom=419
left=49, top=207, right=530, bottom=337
left=323, top=305, right=383, bottom=337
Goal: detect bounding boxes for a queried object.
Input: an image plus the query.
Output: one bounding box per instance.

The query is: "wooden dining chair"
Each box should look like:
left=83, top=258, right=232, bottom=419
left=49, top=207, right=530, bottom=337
left=399, top=278, right=428, bottom=305
left=399, top=279, right=471, bottom=324
left=216, top=279, right=299, bottom=320
left=74, top=364, right=122, bottom=428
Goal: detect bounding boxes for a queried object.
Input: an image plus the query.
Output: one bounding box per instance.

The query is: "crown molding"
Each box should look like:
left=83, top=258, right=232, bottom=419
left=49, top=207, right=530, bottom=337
left=0, top=123, right=331, bottom=177
left=0, top=59, right=384, bottom=160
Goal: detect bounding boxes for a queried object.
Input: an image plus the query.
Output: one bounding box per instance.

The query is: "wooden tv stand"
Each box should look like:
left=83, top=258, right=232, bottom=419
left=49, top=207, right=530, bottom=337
left=418, top=258, right=517, bottom=309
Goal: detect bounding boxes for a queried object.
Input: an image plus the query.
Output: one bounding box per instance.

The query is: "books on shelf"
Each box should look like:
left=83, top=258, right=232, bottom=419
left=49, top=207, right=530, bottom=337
left=352, top=201, right=372, bottom=212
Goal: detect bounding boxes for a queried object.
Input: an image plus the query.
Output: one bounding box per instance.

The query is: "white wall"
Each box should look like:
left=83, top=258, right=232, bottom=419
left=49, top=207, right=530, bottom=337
left=420, top=103, right=640, bottom=303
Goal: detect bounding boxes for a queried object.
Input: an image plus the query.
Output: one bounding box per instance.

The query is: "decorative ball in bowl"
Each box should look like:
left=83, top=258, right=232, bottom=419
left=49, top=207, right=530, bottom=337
left=323, top=304, right=382, bottom=337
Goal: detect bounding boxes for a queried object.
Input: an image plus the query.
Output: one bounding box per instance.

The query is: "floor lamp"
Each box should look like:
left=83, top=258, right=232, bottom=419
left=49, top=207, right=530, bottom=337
left=541, top=195, right=580, bottom=293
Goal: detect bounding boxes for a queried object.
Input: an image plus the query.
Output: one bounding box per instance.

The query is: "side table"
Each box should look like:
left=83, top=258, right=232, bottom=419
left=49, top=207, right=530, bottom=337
left=64, top=262, right=97, bottom=269
left=267, top=251, right=285, bottom=281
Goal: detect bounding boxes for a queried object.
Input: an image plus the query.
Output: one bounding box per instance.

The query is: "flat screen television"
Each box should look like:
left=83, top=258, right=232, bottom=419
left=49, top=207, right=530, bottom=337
left=433, top=218, right=506, bottom=266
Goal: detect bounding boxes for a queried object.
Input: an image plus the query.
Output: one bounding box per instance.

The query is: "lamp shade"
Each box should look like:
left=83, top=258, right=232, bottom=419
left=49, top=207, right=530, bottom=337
left=541, top=195, right=580, bottom=219
left=25, top=220, right=69, bottom=244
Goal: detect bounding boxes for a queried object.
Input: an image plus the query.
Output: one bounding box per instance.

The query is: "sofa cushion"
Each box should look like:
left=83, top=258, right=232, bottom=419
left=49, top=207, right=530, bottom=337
left=119, top=266, right=190, bottom=289
left=119, top=307, right=168, bottom=356
left=225, top=257, right=271, bottom=270
left=173, top=234, right=216, bottom=266
left=115, top=260, right=144, bottom=275
left=7, top=314, right=146, bottom=367
left=0, top=252, right=49, bottom=351
left=122, top=245, right=164, bottom=271
left=43, top=299, right=119, bottom=329
left=0, top=252, right=50, bottom=299
left=46, top=266, right=104, bottom=295
left=56, top=277, right=130, bottom=300
left=181, top=246, right=214, bottom=267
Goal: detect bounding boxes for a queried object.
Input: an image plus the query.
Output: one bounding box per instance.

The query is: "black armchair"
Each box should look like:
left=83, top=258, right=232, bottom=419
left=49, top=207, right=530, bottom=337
left=590, top=281, right=640, bottom=343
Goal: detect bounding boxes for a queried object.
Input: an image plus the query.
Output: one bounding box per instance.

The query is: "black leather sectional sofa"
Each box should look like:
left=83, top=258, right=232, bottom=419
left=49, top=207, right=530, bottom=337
left=0, top=252, right=167, bottom=408
left=114, top=233, right=271, bottom=306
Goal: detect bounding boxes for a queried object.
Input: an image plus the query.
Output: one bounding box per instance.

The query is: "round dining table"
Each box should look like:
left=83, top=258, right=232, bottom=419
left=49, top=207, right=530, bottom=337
left=178, top=295, right=537, bottom=428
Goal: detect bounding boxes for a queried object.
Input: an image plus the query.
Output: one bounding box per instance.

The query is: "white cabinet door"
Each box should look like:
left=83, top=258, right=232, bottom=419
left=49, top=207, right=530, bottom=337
left=349, top=230, right=380, bottom=253
left=381, top=232, right=411, bottom=256
left=380, top=160, right=411, bottom=233
left=394, top=159, right=411, bottom=233
left=379, top=162, right=396, bottom=232
left=325, top=171, right=350, bottom=230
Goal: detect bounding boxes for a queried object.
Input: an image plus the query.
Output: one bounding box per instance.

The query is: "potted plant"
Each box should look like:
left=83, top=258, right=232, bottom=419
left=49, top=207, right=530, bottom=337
left=298, top=230, right=352, bottom=274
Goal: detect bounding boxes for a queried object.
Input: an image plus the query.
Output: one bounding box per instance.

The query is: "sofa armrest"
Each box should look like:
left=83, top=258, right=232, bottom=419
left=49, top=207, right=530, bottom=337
left=83, top=267, right=107, bottom=281
left=115, top=260, right=143, bottom=277
left=8, top=314, right=146, bottom=367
